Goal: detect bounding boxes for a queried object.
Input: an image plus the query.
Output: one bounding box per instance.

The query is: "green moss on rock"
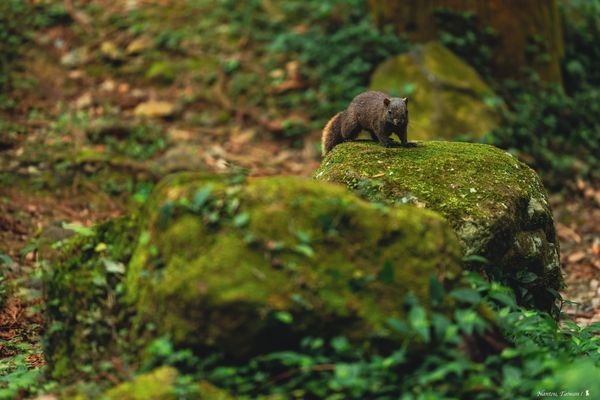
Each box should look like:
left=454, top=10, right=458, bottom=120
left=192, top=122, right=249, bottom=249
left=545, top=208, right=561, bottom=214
left=102, top=367, right=179, bottom=400
left=314, top=141, right=561, bottom=309
left=370, top=42, right=500, bottom=141
left=44, top=216, right=141, bottom=380
left=127, top=174, right=462, bottom=356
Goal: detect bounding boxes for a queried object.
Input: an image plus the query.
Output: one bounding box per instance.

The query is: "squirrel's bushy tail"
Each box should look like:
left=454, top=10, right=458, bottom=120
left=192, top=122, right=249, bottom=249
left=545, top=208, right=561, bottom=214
left=321, top=111, right=344, bottom=156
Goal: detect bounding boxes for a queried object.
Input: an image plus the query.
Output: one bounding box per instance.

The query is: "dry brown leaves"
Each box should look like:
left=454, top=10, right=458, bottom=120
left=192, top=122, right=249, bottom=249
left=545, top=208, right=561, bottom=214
left=553, top=190, right=600, bottom=326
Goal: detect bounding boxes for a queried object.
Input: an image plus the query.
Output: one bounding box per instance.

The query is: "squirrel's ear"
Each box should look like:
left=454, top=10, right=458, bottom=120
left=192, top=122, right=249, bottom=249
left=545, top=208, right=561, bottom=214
left=383, top=98, right=391, bottom=107
left=402, top=97, right=408, bottom=105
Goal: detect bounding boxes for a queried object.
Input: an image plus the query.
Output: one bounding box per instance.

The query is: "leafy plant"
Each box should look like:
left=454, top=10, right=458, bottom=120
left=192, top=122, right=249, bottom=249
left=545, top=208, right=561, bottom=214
left=132, top=272, right=600, bottom=399
left=560, top=0, right=600, bottom=93
left=486, top=80, right=600, bottom=188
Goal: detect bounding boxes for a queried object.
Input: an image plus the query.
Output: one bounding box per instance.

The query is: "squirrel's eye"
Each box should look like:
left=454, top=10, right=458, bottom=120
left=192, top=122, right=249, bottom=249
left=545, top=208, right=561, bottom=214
left=388, top=110, right=392, bottom=114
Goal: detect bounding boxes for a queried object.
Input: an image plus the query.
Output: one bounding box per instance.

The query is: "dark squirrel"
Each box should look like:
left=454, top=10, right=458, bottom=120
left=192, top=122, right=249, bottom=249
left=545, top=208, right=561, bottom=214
left=321, top=91, right=413, bottom=155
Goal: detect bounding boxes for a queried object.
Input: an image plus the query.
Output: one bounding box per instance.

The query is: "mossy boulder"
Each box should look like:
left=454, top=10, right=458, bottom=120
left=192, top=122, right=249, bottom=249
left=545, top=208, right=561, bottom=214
left=314, top=141, right=561, bottom=309
left=126, top=173, right=462, bottom=356
left=370, top=42, right=500, bottom=141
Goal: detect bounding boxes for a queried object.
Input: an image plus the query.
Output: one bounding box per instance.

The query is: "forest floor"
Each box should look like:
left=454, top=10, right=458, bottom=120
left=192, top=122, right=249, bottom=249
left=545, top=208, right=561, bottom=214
left=0, top=0, right=598, bottom=391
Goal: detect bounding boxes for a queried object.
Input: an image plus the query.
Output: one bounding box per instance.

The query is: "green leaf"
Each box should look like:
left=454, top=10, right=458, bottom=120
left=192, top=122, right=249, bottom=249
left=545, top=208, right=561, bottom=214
left=516, top=271, right=538, bottom=284
left=382, top=350, right=406, bottom=368
left=450, top=288, right=481, bottom=304
left=431, top=312, right=451, bottom=341
left=428, top=276, right=445, bottom=306
left=295, top=229, right=312, bottom=244
left=454, top=309, right=480, bottom=336
left=232, top=212, right=250, bottom=228
left=502, top=365, right=522, bottom=388
left=274, top=311, right=293, bottom=324
left=294, top=244, right=314, bottom=258
left=409, top=304, right=430, bottom=343
left=386, top=317, right=410, bottom=335
left=159, top=201, right=174, bottom=228
left=378, top=260, right=395, bottom=284
left=0, top=254, right=13, bottom=265
left=500, top=348, right=519, bottom=359
left=192, top=184, right=213, bottom=210
left=331, top=336, right=350, bottom=353
left=489, top=291, right=517, bottom=309
left=334, top=363, right=360, bottom=383
left=62, top=222, right=94, bottom=237
left=462, top=254, right=489, bottom=264
left=103, top=259, right=125, bottom=274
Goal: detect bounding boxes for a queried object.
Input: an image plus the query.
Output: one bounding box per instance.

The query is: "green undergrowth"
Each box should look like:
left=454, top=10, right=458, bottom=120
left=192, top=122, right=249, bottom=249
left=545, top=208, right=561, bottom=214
left=486, top=79, right=600, bottom=189
left=117, top=273, right=600, bottom=400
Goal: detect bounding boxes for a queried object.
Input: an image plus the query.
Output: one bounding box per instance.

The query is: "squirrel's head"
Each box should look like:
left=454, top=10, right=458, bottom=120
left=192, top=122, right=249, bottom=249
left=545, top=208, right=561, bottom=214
left=383, top=97, right=408, bottom=127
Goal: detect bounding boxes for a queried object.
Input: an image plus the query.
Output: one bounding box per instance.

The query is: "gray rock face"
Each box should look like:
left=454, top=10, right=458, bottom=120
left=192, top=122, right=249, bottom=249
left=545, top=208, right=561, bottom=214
left=314, top=141, right=562, bottom=310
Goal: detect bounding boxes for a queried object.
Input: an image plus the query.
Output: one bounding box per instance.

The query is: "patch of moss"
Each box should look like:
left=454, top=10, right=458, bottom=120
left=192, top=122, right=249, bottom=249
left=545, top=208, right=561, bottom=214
left=102, top=366, right=178, bottom=400
left=314, top=141, right=561, bottom=309
left=44, top=216, right=141, bottom=381
left=127, top=174, right=462, bottom=357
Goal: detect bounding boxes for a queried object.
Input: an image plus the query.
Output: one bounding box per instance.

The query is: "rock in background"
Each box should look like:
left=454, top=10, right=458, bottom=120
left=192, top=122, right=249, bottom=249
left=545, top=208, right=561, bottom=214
left=315, top=141, right=561, bottom=310
left=370, top=42, right=500, bottom=141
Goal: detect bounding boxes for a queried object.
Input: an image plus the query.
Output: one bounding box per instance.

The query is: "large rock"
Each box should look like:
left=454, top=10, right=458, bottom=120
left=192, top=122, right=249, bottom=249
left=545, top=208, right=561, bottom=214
left=314, top=141, right=561, bottom=309
left=126, top=173, right=462, bottom=356
left=44, top=173, right=462, bottom=380
left=370, top=43, right=500, bottom=141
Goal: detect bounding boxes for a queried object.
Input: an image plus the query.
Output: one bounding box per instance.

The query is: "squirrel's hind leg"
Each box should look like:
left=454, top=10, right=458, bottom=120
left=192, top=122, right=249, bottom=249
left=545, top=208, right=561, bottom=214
left=341, top=119, right=361, bottom=141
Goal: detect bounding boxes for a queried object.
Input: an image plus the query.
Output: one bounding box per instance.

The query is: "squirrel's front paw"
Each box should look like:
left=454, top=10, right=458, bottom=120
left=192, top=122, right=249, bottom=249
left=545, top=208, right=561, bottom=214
left=381, top=141, right=400, bottom=148
left=402, top=141, right=417, bottom=148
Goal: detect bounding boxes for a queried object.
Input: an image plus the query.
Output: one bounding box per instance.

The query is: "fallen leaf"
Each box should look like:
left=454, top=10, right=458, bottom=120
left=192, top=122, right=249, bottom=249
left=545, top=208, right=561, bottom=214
left=556, top=222, right=582, bottom=244
left=592, top=239, right=600, bottom=256
left=568, top=251, right=586, bottom=264
left=134, top=101, right=176, bottom=118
